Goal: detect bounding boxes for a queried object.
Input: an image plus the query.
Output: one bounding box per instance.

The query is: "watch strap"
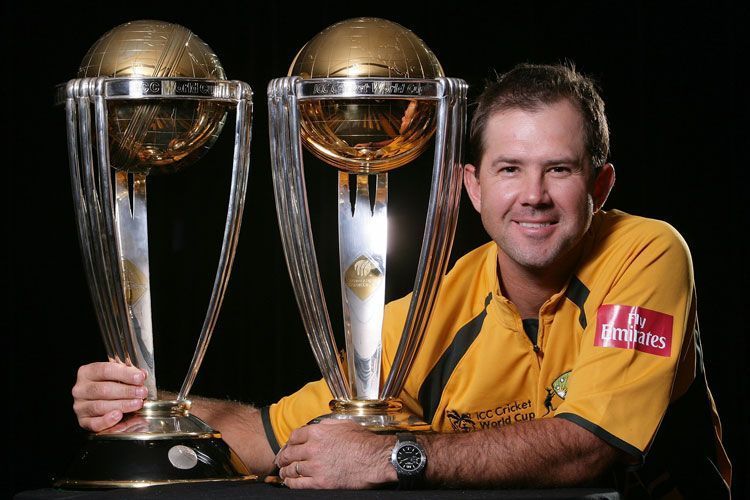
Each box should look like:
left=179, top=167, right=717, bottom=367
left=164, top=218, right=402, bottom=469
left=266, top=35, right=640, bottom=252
left=396, top=432, right=416, bottom=443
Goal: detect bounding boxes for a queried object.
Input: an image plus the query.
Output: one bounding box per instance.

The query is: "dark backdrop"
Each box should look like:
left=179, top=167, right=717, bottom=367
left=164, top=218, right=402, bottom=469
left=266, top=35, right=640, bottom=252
left=5, top=1, right=746, bottom=497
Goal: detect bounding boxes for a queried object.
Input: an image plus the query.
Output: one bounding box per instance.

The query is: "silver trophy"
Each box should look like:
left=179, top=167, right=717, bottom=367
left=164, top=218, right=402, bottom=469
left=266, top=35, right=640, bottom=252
left=268, top=17, right=467, bottom=431
left=54, top=20, right=255, bottom=487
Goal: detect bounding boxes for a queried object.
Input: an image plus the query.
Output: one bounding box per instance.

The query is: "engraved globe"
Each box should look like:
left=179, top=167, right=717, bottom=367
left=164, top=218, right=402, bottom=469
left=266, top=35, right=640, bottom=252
left=79, top=19, right=227, bottom=174
left=289, top=17, right=444, bottom=173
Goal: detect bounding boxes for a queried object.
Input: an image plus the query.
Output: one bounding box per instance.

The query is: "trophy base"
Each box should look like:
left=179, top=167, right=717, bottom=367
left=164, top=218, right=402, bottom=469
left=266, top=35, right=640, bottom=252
left=309, top=398, right=431, bottom=433
left=54, top=400, right=257, bottom=488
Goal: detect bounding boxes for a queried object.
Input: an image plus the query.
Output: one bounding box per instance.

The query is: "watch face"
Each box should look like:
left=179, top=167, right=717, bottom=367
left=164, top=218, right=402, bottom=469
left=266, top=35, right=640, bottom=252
left=396, top=444, right=424, bottom=472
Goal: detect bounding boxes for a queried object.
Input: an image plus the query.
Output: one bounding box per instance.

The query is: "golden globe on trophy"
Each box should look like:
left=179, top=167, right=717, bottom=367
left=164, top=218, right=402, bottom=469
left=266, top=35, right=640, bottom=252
left=268, top=17, right=467, bottom=431
left=54, top=20, right=255, bottom=487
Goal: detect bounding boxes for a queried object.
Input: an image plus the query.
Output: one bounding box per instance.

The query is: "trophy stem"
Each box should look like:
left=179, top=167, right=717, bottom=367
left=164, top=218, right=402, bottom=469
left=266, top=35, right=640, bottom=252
left=178, top=92, right=253, bottom=402
left=268, top=77, right=350, bottom=400
left=93, top=90, right=143, bottom=370
left=382, top=78, right=467, bottom=399
left=338, top=172, right=387, bottom=400
left=65, top=88, right=118, bottom=362
left=74, top=84, right=135, bottom=366
left=114, top=171, right=157, bottom=397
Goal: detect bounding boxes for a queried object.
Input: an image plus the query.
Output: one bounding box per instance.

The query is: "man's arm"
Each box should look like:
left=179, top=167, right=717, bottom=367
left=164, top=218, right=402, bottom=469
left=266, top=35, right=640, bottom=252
left=424, top=418, right=619, bottom=488
left=72, top=361, right=276, bottom=475
left=275, top=418, right=619, bottom=489
left=186, top=394, right=276, bottom=475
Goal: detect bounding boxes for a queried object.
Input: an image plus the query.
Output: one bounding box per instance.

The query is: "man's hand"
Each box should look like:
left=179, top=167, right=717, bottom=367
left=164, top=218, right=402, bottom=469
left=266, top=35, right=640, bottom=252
left=275, top=419, right=397, bottom=489
left=72, top=362, right=147, bottom=432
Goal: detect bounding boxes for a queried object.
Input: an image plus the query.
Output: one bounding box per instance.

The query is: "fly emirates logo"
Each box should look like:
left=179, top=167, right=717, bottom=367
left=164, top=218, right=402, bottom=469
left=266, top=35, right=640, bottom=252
left=595, top=305, right=673, bottom=357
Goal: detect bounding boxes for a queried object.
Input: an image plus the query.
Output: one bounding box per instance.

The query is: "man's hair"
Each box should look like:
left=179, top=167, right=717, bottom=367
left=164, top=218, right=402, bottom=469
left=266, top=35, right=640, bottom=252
left=469, top=62, right=610, bottom=170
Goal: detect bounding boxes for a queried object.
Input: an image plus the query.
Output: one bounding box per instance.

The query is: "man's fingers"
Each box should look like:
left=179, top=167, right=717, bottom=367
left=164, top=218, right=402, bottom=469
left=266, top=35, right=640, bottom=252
left=278, top=460, right=315, bottom=480
left=282, top=477, right=321, bottom=489
left=73, top=398, right=144, bottom=419
left=285, top=424, right=311, bottom=446
left=274, top=428, right=310, bottom=467
left=79, top=362, right=145, bottom=385
left=278, top=463, right=294, bottom=480
left=78, top=410, right=124, bottom=432
left=72, top=380, right=148, bottom=401
left=275, top=443, right=311, bottom=469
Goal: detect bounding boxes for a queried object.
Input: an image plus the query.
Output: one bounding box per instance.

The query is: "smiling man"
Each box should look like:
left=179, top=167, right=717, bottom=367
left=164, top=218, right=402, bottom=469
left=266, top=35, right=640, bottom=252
left=72, top=63, right=731, bottom=497
left=464, top=97, right=615, bottom=318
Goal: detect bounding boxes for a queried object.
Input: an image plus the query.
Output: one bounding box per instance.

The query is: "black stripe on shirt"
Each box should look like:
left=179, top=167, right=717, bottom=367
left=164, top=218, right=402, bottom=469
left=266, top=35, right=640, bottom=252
left=418, top=292, right=493, bottom=425
left=555, top=412, right=645, bottom=465
left=260, top=405, right=281, bottom=454
left=522, top=318, right=539, bottom=345
left=565, top=276, right=590, bottom=329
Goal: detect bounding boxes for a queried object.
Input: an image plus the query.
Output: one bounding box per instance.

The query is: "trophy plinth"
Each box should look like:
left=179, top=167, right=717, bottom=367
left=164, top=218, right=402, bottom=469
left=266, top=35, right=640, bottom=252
left=56, top=20, right=255, bottom=487
left=55, top=401, right=252, bottom=489
left=269, top=18, right=467, bottom=434
left=309, top=399, right=431, bottom=433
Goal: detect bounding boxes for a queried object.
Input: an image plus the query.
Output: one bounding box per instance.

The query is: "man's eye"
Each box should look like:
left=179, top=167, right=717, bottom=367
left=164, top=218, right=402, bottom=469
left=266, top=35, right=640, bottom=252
left=499, top=166, right=519, bottom=174
left=548, top=166, right=571, bottom=174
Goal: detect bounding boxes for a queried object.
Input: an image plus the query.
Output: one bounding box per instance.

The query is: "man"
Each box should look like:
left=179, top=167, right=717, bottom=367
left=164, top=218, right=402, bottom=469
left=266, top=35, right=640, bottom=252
left=72, top=63, right=731, bottom=497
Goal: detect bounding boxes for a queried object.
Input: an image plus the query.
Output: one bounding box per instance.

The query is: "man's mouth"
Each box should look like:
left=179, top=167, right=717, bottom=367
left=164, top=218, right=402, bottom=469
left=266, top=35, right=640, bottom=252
left=517, top=221, right=554, bottom=228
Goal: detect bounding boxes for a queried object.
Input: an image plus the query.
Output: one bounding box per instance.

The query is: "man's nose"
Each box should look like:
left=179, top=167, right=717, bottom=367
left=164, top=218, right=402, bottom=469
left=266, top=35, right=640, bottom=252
left=519, top=173, right=550, bottom=206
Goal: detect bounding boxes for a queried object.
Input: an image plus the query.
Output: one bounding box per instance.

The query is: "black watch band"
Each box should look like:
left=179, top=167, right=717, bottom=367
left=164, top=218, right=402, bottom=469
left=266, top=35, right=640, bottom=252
left=392, top=432, right=427, bottom=489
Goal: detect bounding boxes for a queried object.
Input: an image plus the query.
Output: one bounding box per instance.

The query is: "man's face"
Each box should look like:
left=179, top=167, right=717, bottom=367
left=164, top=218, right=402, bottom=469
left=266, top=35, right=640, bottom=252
left=464, top=99, right=614, bottom=272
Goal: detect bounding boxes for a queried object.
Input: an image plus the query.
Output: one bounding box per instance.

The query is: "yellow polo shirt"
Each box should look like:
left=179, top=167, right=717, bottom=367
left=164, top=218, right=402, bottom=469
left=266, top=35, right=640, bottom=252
left=262, top=209, right=730, bottom=497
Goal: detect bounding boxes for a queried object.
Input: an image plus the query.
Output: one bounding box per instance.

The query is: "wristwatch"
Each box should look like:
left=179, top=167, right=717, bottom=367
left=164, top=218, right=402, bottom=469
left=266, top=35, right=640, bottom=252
left=390, top=432, right=427, bottom=489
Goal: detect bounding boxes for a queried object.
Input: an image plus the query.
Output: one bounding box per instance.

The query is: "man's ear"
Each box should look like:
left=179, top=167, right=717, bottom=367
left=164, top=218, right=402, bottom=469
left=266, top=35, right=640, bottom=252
left=463, top=164, right=482, bottom=213
left=593, top=163, right=615, bottom=212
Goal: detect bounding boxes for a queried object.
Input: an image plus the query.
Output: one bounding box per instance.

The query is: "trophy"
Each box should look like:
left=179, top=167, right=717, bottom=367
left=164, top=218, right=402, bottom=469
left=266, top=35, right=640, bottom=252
left=268, top=17, right=467, bottom=431
left=54, top=20, right=255, bottom=487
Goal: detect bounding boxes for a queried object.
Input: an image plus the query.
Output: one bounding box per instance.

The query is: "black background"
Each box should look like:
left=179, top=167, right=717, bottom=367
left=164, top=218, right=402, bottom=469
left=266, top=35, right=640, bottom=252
left=5, top=1, right=746, bottom=497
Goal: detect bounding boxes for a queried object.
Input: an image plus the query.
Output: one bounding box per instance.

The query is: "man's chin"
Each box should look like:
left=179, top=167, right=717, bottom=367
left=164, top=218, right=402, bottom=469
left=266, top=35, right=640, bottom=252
left=503, top=251, right=557, bottom=271
left=499, top=241, right=565, bottom=271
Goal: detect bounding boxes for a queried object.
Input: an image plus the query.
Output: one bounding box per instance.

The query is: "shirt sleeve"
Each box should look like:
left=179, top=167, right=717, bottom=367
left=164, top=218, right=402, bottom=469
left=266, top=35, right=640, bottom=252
left=265, top=379, right=333, bottom=450
left=555, top=220, right=695, bottom=463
